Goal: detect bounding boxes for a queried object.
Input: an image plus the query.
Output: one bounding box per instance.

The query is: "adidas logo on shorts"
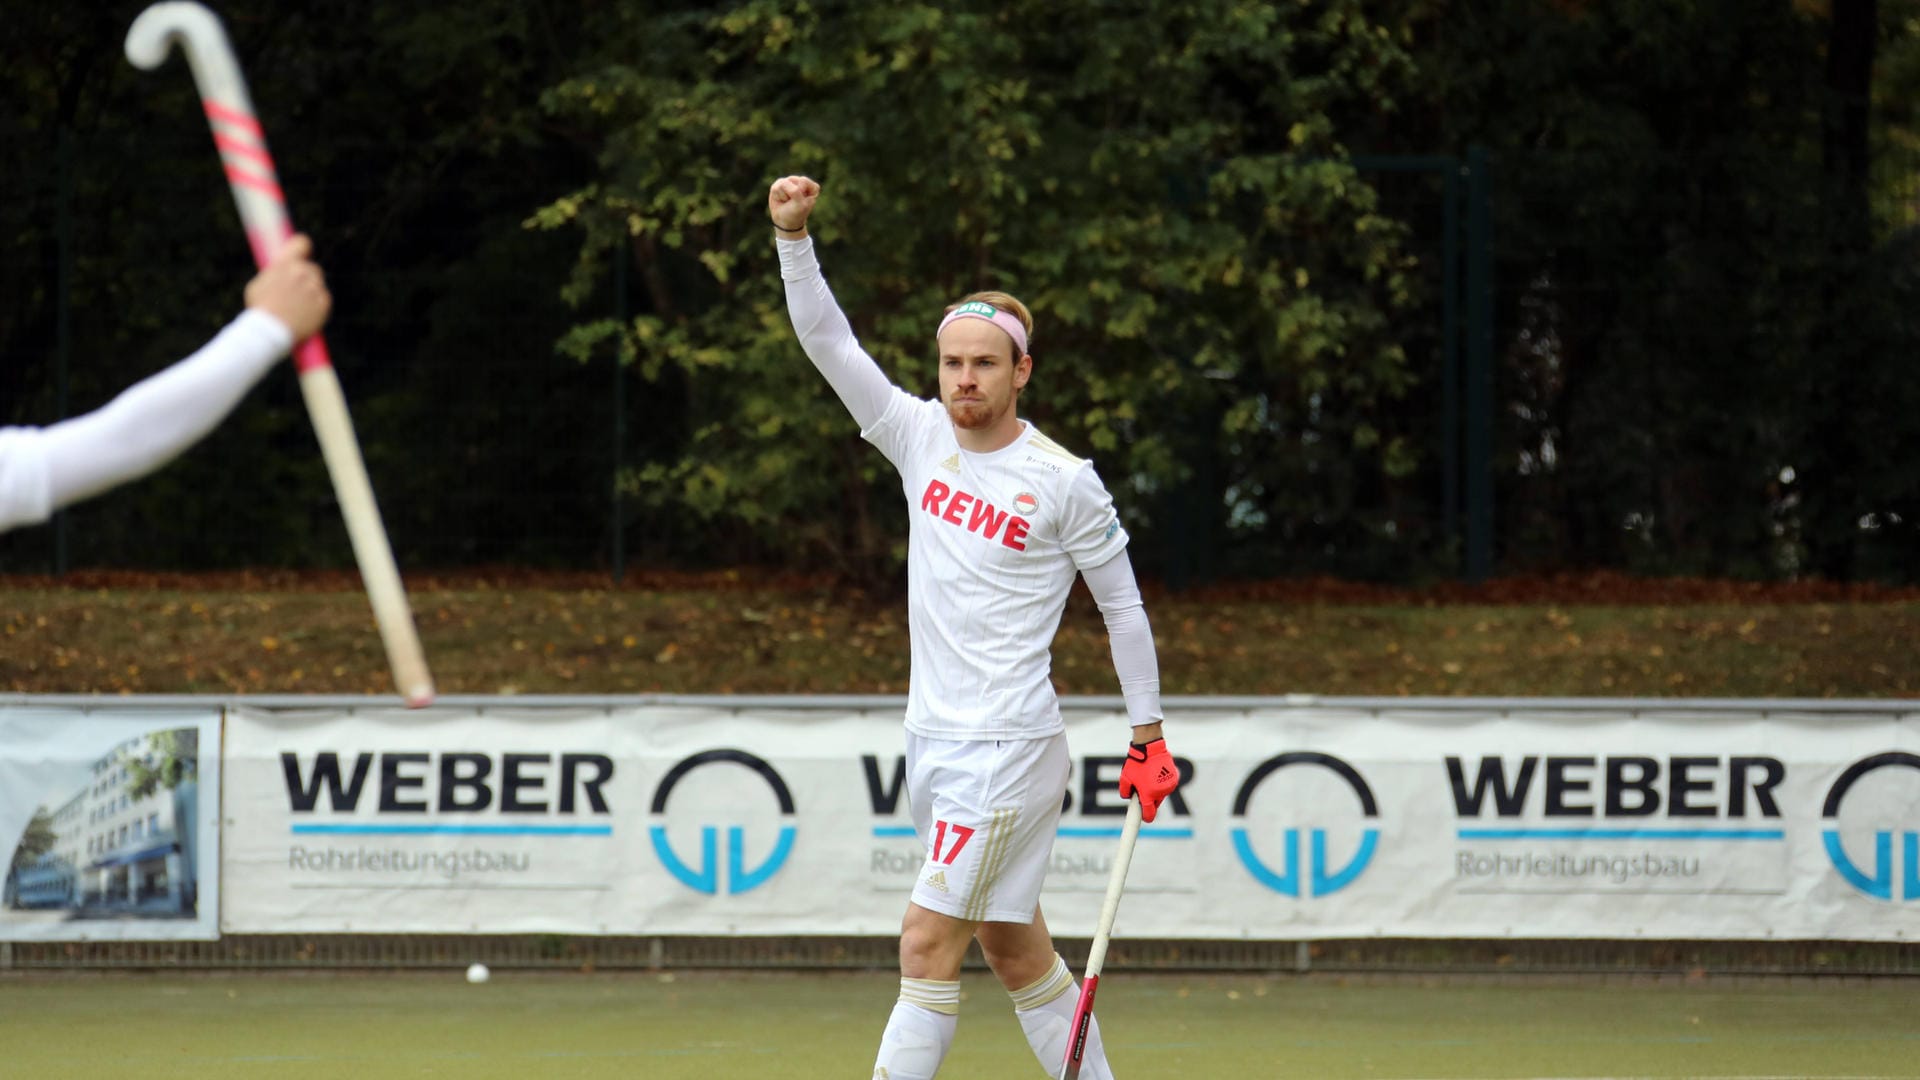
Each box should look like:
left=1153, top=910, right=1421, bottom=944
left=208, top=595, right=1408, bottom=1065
left=922, top=869, right=949, bottom=893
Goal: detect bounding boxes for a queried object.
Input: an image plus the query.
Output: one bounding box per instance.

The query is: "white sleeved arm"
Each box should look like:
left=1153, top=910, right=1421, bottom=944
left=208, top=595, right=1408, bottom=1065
left=35, top=308, right=292, bottom=513
left=1081, top=549, right=1165, bottom=729
left=778, top=236, right=900, bottom=431
left=0, top=428, right=54, bottom=533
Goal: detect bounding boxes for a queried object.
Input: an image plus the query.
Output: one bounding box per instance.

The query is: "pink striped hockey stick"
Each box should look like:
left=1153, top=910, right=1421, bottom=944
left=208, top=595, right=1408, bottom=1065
left=126, top=2, right=435, bottom=707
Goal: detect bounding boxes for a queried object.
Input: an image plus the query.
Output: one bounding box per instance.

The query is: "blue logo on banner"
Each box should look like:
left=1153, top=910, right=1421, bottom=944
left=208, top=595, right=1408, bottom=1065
left=1231, top=752, right=1379, bottom=898
left=1822, top=752, right=1920, bottom=901
left=648, top=749, right=795, bottom=896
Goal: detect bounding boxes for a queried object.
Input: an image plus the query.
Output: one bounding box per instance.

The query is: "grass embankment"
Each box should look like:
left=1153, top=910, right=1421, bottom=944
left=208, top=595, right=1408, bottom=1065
left=1, top=570, right=1913, bottom=698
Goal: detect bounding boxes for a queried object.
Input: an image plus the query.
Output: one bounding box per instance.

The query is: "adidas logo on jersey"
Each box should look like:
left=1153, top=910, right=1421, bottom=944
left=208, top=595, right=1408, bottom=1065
left=922, top=869, right=950, bottom=893
left=939, top=453, right=960, bottom=473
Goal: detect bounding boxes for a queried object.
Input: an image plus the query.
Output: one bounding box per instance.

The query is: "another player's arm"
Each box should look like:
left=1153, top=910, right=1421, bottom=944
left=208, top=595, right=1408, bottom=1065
left=0, top=237, right=329, bottom=533
left=769, top=175, right=896, bottom=429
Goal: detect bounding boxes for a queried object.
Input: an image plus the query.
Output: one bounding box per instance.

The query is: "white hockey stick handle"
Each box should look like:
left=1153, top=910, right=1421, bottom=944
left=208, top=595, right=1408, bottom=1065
left=1084, top=796, right=1145, bottom=980
left=1057, top=796, right=1144, bottom=1079
left=126, top=2, right=435, bottom=707
left=299, top=368, right=435, bottom=706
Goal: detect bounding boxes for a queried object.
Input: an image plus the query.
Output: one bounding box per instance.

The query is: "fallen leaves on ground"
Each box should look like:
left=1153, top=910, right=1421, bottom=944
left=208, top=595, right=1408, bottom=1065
left=0, top=570, right=1912, bottom=698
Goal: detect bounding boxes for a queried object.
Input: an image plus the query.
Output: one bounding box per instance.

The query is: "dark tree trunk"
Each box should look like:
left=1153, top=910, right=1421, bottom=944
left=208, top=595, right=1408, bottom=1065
left=1804, top=0, right=1877, bottom=580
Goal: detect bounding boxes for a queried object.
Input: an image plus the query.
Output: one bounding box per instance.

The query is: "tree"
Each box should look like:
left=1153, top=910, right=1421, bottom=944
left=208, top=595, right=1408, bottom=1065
left=532, top=0, right=1422, bottom=583
left=9, top=807, right=57, bottom=872
left=126, top=727, right=197, bottom=800
left=1796, top=0, right=1920, bottom=580
left=1406, top=0, right=1871, bottom=577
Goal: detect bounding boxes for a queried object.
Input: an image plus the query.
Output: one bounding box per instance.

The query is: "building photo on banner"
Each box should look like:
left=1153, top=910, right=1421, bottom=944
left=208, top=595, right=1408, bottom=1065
left=0, top=707, right=221, bottom=942
left=8, top=697, right=1914, bottom=942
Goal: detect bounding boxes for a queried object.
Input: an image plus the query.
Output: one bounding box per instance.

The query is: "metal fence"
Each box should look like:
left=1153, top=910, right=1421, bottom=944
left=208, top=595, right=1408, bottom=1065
left=0, top=123, right=625, bottom=577
left=5, top=130, right=1502, bottom=583
left=4, top=934, right=1914, bottom=980
left=10, top=124, right=1918, bottom=585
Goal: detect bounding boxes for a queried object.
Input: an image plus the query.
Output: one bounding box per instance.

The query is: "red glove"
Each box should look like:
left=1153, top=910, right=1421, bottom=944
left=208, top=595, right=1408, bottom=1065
left=1117, top=737, right=1178, bottom=822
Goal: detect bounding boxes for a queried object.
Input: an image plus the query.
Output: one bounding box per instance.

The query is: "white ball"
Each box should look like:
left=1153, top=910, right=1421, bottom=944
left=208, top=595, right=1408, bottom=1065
left=465, top=962, right=490, bottom=984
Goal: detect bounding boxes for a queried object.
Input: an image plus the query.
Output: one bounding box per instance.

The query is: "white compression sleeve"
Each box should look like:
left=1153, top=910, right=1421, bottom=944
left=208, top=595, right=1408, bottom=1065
left=777, top=235, right=897, bottom=429
left=38, top=309, right=292, bottom=511
left=0, top=428, right=55, bottom=533
left=1081, top=549, right=1165, bottom=729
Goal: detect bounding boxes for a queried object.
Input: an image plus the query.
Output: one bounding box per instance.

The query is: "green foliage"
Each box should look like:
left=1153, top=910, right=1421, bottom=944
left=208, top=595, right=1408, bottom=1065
left=125, top=727, right=198, bottom=800
left=533, top=0, right=1420, bottom=580
left=1409, top=0, right=1920, bottom=582
left=10, top=808, right=56, bottom=871
left=3, top=1, right=1914, bottom=583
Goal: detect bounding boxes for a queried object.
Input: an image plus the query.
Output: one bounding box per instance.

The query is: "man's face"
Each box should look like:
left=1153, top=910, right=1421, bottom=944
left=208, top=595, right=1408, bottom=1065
left=938, top=318, right=1030, bottom=431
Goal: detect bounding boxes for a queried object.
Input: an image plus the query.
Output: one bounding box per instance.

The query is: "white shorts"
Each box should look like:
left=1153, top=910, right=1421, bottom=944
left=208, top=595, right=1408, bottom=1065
left=905, top=730, right=1069, bottom=924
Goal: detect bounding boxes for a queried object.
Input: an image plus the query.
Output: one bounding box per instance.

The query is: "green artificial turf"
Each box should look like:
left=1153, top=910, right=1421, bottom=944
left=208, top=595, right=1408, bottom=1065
left=2, top=970, right=1914, bottom=1078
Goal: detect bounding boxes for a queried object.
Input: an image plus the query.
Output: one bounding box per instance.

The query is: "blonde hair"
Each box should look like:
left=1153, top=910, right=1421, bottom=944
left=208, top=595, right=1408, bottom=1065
left=946, top=291, right=1033, bottom=360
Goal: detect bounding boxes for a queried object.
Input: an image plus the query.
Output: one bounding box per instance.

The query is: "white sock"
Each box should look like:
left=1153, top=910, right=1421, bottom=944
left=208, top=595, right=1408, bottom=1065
left=872, top=977, right=960, bottom=1080
left=1011, top=955, right=1115, bottom=1079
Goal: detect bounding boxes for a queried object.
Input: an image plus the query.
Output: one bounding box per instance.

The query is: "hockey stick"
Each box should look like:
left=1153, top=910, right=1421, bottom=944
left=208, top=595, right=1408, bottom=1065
left=126, top=1, right=435, bottom=707
left=1059, top=795, right=1144, bottom=1080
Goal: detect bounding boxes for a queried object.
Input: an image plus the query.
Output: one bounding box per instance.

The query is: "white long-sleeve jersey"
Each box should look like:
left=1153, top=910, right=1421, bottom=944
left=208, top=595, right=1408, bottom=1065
left=0, top=308, right=292, bottom=533
left=780, top=235, right=1163, bottom=740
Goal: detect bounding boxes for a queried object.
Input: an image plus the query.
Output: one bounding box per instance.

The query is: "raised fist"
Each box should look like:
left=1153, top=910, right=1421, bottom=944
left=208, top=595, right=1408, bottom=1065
left=768, top=175, right=820, bottom=233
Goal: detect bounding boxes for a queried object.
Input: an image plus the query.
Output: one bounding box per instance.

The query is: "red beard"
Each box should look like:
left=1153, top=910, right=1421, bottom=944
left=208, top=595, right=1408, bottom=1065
left=945, top=398, right=993, bottom=429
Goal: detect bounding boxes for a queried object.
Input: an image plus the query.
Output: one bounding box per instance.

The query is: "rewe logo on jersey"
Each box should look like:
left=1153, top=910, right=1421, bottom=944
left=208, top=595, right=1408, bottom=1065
left=920, top=479, right=1031, bottom=551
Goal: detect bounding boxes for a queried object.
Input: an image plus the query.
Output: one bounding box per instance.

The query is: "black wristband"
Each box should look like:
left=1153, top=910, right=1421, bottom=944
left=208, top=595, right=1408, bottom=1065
left=771, top=220, right=805, bottom=236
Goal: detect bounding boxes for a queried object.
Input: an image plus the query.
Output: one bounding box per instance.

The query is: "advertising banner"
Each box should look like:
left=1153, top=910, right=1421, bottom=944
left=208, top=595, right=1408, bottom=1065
left=219, top=701, right=1919, bottom=940
left=0, top=706, right=221, bottom=941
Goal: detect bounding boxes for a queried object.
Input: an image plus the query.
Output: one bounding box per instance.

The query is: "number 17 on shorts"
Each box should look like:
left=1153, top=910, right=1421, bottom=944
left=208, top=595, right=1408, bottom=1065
left=913, top=807, right=1027, bottom=920
left=930, top=820, right=975, bottom=869
left=917, top=816, right=984, bottom=899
